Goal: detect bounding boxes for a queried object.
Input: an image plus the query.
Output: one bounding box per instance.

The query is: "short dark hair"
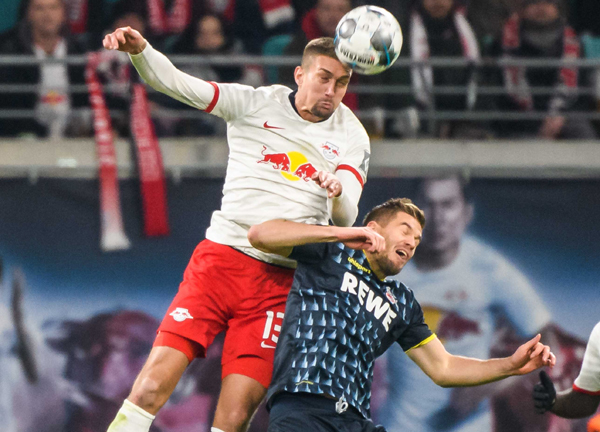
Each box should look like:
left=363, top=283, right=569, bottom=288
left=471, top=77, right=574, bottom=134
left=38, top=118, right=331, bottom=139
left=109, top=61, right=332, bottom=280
left=301, top=37, right=350, bottom=72
left=363, top=198, right=426, bottom=229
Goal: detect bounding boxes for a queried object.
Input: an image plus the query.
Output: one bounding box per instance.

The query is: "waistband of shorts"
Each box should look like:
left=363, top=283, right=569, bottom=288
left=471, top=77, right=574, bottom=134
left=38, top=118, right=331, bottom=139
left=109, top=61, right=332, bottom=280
left=200, top=239, right=295, bottom=274
left=270, top=391, right=364, bottom=419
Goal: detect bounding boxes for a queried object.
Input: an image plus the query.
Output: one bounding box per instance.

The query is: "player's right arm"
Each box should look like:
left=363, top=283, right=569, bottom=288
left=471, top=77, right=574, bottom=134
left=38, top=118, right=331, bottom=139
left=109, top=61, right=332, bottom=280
left=247, top=219, right=384, bottom=257
left=102, top=27, right=216, bottom=111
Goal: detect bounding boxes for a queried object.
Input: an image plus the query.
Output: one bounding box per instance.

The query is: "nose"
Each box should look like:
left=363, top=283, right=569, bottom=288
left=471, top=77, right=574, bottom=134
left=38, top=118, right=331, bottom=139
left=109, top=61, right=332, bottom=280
left=324, top=81, right=335, bottom=97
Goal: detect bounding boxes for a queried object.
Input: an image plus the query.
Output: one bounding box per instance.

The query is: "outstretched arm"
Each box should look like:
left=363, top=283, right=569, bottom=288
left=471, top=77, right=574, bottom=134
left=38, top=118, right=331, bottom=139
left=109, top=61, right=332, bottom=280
left=534, top=371, right=600, bottom=418
left=408, top=334, right=555, bottom=388
left=247, top=219, right=384, bottom=257
left=103, top=27, right=216, bottom=110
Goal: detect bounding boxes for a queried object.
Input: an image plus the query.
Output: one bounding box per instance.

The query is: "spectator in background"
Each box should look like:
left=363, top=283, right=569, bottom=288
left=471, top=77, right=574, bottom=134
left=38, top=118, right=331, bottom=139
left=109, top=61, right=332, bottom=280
left=407, top=0, right=486, bottom=138
left=278, top=0, right=360, bottom=112
left=495, top=0, right=597, bottom=139
left=227, top=0, right=296, bottom=54
left=162, top=13, right=262, bottom=136
left=0, top=0, right=90, bottom=138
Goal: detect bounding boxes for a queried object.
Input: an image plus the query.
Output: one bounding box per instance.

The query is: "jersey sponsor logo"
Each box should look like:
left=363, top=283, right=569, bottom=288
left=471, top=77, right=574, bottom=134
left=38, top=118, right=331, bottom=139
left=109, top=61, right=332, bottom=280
left=169, top=307, right=193, bottom=322
left=257, top=146, right=318, bottom=182
left=263, top=121, right=284, bottom=130
left=348, top=257, right=371, bottom=274
left=321, top=142, right=340, bottom=160
left=340, top=272, right=398, bottom=331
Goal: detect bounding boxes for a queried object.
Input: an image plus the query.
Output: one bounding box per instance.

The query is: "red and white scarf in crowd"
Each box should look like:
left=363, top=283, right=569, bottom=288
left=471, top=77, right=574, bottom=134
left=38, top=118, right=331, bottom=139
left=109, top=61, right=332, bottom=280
left=502, top=13, right=580, bottom=112
left=410, top=8, right=480, bottom=109
left=130, top=84, right=170, bottom=237
left=65, top=0, right=88, bottom=34
left=147, top=0, right=191, bottom=35
left=220, top=0, right=294, bottom=29
left=86, top=52, right=131, bottom=251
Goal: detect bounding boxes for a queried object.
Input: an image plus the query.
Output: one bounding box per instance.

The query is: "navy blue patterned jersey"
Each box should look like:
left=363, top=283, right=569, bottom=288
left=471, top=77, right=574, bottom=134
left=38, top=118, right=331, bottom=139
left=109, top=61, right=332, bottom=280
left=266, top=242, right=434, bottom=419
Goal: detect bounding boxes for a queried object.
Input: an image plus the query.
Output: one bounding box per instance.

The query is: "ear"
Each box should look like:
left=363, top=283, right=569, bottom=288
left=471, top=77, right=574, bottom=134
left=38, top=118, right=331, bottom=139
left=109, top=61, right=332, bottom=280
left=366, top=220, right=381, bottom=231
left=294, top=66, right=304, bottom=87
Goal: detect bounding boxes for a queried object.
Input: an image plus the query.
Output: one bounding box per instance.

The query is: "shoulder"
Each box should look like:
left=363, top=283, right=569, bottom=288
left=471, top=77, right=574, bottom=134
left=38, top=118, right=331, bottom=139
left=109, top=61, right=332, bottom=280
left=334, top=104, right=370, bottom=146
left=590, top=322, right=600, bottom=346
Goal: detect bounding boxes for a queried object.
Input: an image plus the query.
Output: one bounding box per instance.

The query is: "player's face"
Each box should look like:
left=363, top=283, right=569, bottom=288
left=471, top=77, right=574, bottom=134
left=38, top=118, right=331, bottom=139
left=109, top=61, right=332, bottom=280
left=370, top=212, right=422, bottom=277
left=415, top=177, right=472, bottom=254
left=295, top=55, right=351, bottom=121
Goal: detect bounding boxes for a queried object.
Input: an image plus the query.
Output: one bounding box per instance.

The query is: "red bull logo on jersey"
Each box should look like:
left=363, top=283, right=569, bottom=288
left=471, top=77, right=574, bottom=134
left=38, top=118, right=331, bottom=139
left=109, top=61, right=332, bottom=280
left=321, top=142, right=340, bottom=160
left=257, top=145, right=318, bottom=182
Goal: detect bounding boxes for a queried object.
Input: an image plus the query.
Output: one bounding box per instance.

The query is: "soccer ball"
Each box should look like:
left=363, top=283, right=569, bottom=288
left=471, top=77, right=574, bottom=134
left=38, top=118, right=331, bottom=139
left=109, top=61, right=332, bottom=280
left=334, top=5, right=403, bottom=75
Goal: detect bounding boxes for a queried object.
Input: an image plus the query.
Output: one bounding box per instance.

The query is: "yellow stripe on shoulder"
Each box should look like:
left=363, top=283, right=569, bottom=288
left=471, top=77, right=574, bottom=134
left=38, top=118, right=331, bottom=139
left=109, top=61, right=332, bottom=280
left=405, top=334, right=437, bottom=353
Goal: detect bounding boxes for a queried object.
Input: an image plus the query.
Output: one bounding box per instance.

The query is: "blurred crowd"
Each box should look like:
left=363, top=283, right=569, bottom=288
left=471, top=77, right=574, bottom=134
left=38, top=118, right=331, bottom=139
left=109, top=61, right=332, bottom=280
left=1, top=0, right=600, bottom=140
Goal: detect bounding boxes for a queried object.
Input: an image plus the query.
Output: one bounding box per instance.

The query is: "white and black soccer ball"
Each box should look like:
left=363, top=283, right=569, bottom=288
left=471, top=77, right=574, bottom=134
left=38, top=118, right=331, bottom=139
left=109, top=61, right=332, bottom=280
left=334, top=5, right=403, bottom=75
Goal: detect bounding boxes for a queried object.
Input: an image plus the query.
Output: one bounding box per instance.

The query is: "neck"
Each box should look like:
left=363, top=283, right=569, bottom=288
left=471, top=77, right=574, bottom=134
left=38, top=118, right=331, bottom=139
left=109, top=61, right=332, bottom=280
left=32, top=30, right=62, bottom=54
left=413, top=245, right=460, bottom=271
left=364, top=252, right=387, bottom=280
left=293, top=92, right=326, bottom=123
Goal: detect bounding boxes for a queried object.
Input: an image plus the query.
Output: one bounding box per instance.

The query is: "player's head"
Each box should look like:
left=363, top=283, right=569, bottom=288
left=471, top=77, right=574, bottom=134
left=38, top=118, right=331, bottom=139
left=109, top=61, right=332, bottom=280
left=413, top=175, right=473, bottom=257
left=420, top=0, right=455, bottom=20
left=294, top=37, right=352, bottom=121
left=362, top=198, right=425, bottom=277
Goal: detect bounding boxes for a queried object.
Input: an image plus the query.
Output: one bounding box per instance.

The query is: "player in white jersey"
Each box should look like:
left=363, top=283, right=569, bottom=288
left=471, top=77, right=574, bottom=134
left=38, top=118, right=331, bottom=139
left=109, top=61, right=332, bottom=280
left=378, top=175, right=551, bottom=432
left=102, top=27, right=370, bottom=432
left=533, top=321, right=600, bottom=430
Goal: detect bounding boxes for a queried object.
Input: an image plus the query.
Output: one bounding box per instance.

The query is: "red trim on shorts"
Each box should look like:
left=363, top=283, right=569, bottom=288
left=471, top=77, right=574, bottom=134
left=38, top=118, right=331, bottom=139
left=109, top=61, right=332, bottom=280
left=205, top=81, right=220, bottom=113
left=154, top=331, right=204, bottom=363
left=336, top=164, right=364, bottom=188
left=222, top=356, right=274, bottom=388
left=573, top=383, right=600, bottom=396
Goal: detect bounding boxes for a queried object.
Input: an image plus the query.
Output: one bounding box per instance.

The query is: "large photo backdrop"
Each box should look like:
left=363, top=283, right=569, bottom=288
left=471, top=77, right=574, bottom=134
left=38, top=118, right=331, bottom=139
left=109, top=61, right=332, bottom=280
left=0, top=177, right=598, bottom=432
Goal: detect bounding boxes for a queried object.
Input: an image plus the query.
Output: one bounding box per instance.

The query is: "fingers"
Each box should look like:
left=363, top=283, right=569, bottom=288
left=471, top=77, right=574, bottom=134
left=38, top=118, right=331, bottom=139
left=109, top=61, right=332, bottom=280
left=529, top=342, right=545, bottom=359
left=524, top=333, right=542, bottom=352
left=311, top=171, right=342, bottom=198
left=539, top=370, right=553, bottom=388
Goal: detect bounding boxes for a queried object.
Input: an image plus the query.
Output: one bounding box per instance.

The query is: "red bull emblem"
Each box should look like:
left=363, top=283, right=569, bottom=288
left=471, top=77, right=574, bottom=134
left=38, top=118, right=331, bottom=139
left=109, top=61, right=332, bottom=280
left=257, top=146, right=318, bottom=182
left=321, top=142, right=340, bottom=160
left=385, top=287, right=398, bottom=305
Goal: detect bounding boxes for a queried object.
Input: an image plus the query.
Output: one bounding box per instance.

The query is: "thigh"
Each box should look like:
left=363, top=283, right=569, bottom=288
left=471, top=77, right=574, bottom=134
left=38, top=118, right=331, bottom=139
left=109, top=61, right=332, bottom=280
left=156, top=240, right=246, bottom=356
left=221, top=263, right=294, bottom=387
left=213, top=373, right=268, bottom=432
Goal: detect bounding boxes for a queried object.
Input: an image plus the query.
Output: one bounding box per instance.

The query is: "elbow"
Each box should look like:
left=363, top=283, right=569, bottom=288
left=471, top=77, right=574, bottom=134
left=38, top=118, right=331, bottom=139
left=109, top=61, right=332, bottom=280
left=247, top=225, right=265, bottom=250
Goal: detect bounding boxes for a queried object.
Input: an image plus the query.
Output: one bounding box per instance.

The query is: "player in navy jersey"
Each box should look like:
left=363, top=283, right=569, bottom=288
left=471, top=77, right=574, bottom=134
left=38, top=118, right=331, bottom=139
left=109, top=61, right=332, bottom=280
left=247, top=198, right=557, bottom=432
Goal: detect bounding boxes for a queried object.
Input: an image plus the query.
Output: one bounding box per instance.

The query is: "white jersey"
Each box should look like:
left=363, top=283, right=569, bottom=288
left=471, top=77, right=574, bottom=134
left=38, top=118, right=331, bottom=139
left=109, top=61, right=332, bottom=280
left=204, top=83, right=369, bottom=266
left=130, top=46, right=370, bottom=267
left=380, top=236, right=551, bottom=432
left=573, top=321, right=600, bottom=395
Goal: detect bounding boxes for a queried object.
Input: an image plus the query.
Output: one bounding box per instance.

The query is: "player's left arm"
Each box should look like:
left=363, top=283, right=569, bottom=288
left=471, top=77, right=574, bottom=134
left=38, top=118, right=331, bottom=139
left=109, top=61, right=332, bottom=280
left=407, top=334, right=556, bottom=388
left=247, top=219, right=384, bottom=257
left=316, top=120, right=369, bottom=227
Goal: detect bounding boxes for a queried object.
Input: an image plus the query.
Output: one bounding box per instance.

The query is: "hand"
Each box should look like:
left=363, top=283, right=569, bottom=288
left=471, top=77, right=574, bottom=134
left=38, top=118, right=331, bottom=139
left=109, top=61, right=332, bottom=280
left=311, top=171, right=342, bottom=198
left=538, top=116, right=565, bottom=139
left=510, top=334, right=556, bottom=376
left=102, top=26, right=147, bottom=55
left=337, top=227, right=385, bottom=253
left=533, top=370, right=556, bottom=414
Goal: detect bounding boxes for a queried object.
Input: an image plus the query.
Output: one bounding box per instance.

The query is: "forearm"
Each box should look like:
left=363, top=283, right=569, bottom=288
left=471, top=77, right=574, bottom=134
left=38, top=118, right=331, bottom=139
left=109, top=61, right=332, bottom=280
left=248, top=220, right=346, bottom=254
left=438, top=355, right=514, bottom=388
left=129, top=44, right=215, bottom=110
left=551, top=389, right=600, bottom=418
left=329, top=170, right=361, bottom=227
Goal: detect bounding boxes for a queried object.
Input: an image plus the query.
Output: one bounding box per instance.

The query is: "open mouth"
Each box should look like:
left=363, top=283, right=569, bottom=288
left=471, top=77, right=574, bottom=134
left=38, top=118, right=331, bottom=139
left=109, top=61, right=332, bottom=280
left=396, top=249, right=408, bottom=259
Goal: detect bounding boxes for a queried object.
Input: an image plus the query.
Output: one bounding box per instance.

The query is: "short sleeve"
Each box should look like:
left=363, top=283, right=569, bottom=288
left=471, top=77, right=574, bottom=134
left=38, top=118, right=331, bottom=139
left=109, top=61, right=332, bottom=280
left=336, top=117, right=370, bottom=187
left=397, top=290, right=434, bottom=352
left=208, top=83, right=267, bottom=122
left=573, top=322, right=600, bottom=395
left=289, top=243, right=329, bottom=264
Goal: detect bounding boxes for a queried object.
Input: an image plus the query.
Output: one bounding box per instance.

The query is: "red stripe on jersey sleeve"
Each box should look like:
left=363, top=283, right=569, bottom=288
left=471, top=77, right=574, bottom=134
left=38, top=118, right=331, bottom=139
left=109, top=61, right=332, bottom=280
left=573, top=383, right=600, bottom=396
left=336, top=164, right=364, bottom=188
left=205, top=81, right=220, bottom=113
